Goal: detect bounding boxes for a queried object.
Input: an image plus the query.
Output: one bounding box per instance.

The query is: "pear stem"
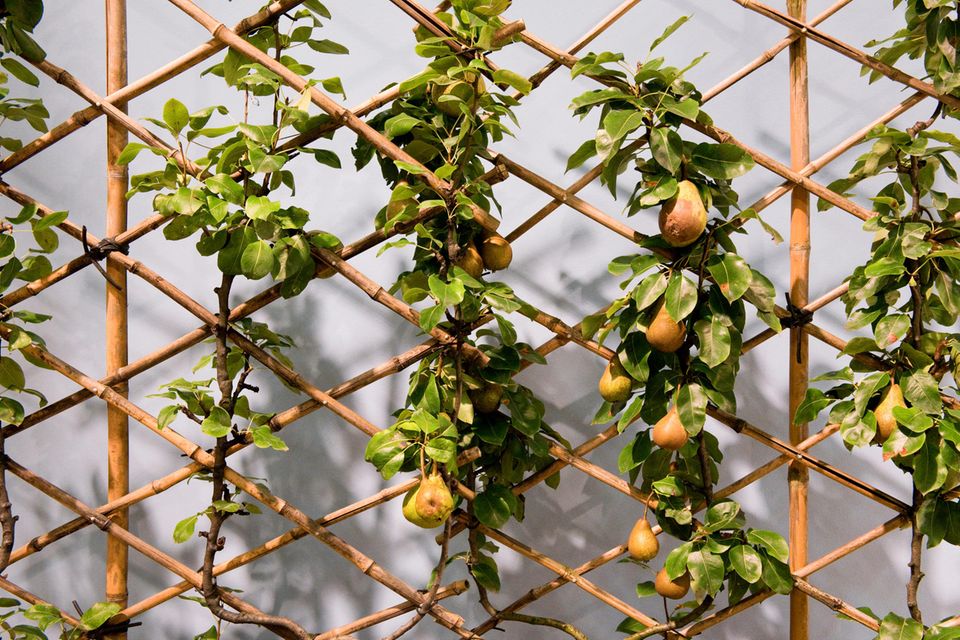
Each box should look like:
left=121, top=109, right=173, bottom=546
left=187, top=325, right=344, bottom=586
left=381, top=517, right=453, bottom=640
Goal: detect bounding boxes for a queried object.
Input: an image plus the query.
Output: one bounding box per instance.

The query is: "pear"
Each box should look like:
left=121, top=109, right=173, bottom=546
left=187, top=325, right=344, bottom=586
left=627, top=518, right=659, bottom=561
left=402, top=473, right=454, bottom=529
left=383, top=180, right=416, bottom=228
left=873, top=382, right=905, bottom=444
left=652, top=406, right=687, bottom=451
left=430, top=74, right=485, bottom=116
left=470, top=382, right=503, bottom=414
left=646, top=301, right=686, bottom=353
left=654, top=568, right=690, bottom=599
left=658, top=180, right=707, bottom=247
left=478, top=232, right=512, bottom=271
left=456, top=242, right=484, bottom=279
left=598, top=356, right=633, bottom=403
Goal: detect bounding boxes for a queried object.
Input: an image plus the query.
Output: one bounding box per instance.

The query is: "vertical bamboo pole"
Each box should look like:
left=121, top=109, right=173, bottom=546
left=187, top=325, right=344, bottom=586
left=105, top=0, right=129, bottom=634
left=788, top=1, right=810, bottom=639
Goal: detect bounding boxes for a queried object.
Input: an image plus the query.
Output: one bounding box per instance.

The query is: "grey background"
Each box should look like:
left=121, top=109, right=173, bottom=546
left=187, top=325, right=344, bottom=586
left=2, top=1, right=957, bottom=638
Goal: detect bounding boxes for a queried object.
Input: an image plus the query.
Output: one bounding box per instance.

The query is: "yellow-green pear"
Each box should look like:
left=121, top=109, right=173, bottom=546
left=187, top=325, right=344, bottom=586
left=654, top=568, right=690, bottom=599
left=402, top=473, right=454, bottom=529
left=658, top=180, right=707, bottom=247
left=627, top=518, right=659, bottom=561
left=430, top=74, right=485, bottom=117
left=873, top=382, right=905, bottom=444
left=384, top=180, right=416, bottom=226
left=646, top=300, right=686, bottom=353
left=478, top=232, right=512, bottom=271
left=652, top=405, right=687, bottom=451
left=598, top=356, right=633, bottom=403
left=470, top=382, right=503, bottom=414
left=456, top=242, right=485, bottom=279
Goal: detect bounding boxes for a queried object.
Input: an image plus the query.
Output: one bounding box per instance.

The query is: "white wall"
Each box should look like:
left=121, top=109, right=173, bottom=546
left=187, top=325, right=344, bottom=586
left=3, top=1, right=956, bottom=638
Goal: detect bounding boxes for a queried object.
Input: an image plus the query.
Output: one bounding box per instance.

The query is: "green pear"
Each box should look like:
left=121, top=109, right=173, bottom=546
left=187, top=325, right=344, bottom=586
left=598, top=356, right=632, bottom=403
left=658, top=180, right=707, bottom=247
left=470, top=382, right=503, bottom=414
left=402, top=473, right=454, bottom=528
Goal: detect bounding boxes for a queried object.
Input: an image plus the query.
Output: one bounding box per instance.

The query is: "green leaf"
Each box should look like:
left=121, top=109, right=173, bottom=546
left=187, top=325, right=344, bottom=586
left=251, top=425, right=289, bottom=451
left=687, top=549, right=724, bottom=598
left=747, top=529, right=790, bottom=563
left=914, top=439, right=946, bottom=494
left=245, top=195, right=281, bottom=221
left=24, top=604, right=62, bottom=630
left=364, top=429, right=408, bottom=480
left=474, top=485, right=517, bottom=529
left=201, top=406, right=232, bottom=438
left=707, top=253, right=752, bottom=302
left=492, top=69, right=532, bottom=94
left=80, top=602, right=122, bottom=631
left=664, top=270, right=698, bottom=322
left=665, top=541, right=692, bottom=579
left=241, top=239, right=274, bottom=280
left=694, top=316, right=731, bottom=368
left=892, top=406, right=934, bottom=432
left=157, top=405, right=179, bottom=430
left=729, top=545, right=762, bottom=583
left=690, top=143, right=755, bottom=180
left=173, top=514, right=199, bottom=543
left=649, top=15, right=690, bottom=52
left=878, top=612, right=923, bottom=640
left=901, top=370, right=941, bottom=414
left=32, top=210, right=67, bottom=231
left=309, top=39, right=349, bottom=55
left=793, top=388, right=831, bottom=424
left=163, top=98, right=190, bottom=135
left=566, top=139, right=597, bottom=173
left=1, top=57, right=38, bottom=86
left=760, top=555, right=793, bottom=594
left=676, top=383, right=707, bottom=435
left=0, top=357, right=25, bottom=390
left=384, top=113, right=420, bottom=138
left=635, top=581, right=657, bottom=598
left=704, top=500, right=742, bottom=532
left=649, top=127, right=683, bottom=174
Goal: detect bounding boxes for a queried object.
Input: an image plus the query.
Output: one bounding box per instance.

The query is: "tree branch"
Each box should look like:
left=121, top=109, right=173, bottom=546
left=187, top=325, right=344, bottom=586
left=623, top=597, right=713, bottom=640
left=907, top=488, right=924, bottom=624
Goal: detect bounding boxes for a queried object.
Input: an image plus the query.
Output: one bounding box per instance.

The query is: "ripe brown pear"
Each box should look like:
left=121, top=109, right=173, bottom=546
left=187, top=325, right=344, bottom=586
left=654, top=568, right=690, bottom=599
left=598, top=356, right=633, bottom=403
left=659, top=180, right=707, bottom=247
left=478, top=232, right=512, bottom=271
left=402, top=473, right=454, bottom=529
left=873, top=382, right=905, bottom=444
left=470, top=382, right=503, bottom=414
left=627, top=518, right=659, bottom=561
left=652, top=406, right=687, bottom=451
left=456, top=242, right=485, bottom=278
left=646, top=301, right=686, bottom=353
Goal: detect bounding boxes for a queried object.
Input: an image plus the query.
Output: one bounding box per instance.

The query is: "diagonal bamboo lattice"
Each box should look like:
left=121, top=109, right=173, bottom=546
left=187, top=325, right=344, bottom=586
left=0, top=0, right=958, bottom=638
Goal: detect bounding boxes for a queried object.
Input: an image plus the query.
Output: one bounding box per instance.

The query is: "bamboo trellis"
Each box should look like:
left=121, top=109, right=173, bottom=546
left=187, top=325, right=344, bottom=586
left=0, top=0, right=957, bottom=638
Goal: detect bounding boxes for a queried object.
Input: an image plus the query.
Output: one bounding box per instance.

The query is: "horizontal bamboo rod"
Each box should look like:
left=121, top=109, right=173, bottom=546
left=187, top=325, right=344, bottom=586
left=0, top=576, right=81, bottom=627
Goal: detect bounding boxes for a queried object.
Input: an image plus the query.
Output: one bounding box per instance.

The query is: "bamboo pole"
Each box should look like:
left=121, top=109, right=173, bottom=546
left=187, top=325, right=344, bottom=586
left=104, top=1, right=130, bottom=633
left=0, top=0, right=309, bottom=174
left=787, top=2, right=810, bottom=638
left=732, top=0, right=960, bottom=112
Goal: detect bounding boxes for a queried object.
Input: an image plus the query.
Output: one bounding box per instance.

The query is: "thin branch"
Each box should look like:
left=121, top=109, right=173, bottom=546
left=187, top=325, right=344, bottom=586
left=907, top=488, right=924, bottom=625
left=498, top=612, right=590, bottom=640
left=381, top=517, right=453, bottom=640
left=0, top=426, right=15, bottom=572
left=623, top=597, right=713, bottom=640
